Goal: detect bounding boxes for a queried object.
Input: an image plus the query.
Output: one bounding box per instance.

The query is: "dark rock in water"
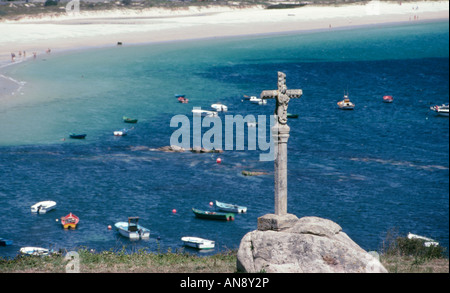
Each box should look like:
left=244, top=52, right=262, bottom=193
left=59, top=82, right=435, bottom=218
left=155, top=145, right=223, bottom=153
left=157, top=145, right=186, bottom=152
left=190, top=146, right=223, bottom=153
left=242, top=170, right=268, bottom=176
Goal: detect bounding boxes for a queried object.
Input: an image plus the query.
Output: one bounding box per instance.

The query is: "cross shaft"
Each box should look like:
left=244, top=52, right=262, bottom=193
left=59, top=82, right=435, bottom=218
left=259, top=72, right=302, bottom=216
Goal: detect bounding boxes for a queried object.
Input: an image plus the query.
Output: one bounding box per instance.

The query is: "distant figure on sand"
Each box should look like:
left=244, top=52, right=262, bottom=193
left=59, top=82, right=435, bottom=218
left=11, top=53, right=15, bottom=62
left=46, top=48, right=51, bottom=54
left=33, top=52, right=37, bottom=59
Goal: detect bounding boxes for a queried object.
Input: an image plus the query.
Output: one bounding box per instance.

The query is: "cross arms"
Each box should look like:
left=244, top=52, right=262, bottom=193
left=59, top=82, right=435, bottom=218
left=260, top=89, right=303, bottom=100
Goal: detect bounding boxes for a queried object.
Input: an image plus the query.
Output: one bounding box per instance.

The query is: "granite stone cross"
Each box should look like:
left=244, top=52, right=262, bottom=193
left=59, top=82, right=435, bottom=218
left=260, top=71, right=303, bottom=126
left=257, top=72, right=303, bottom=231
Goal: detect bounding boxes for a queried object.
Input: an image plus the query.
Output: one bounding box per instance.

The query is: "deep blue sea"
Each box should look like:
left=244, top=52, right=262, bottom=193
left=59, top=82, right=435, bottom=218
left=0, top=20, right=448, bottom=260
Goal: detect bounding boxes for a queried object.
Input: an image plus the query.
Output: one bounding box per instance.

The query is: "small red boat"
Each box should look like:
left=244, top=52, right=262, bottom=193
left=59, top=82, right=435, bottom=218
left=383, top=95, right=393, bottom=103
left=61, top=212, right=79, bottom=229
left=176, top=95, right=189, bottom=103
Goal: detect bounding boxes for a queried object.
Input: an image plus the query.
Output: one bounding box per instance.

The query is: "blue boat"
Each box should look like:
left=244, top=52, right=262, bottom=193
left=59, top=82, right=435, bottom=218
left=0, top=238, right=13, bottom=246
left=215, top=200, right=247, bottom=213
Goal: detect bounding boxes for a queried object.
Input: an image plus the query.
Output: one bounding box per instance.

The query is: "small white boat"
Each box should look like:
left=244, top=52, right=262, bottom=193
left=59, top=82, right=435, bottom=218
left=192, top=109, right=218, bottom=117
left=20, top=247, right=52, bottom=256
left=31, top=201, right=56, bottom=214
left=181, top=236, right=215, bottom=250
left=215, top=200, right=247, bottom=213
left=337, top=93, right=355, bottom=110
left=249, top=96, right=267, bottom=105
left=115, top=217, right=150, bottom=240
left=211, top=103, right=228, bottom=112
left=407, top=233, right=439, bottom=247
left=114, top=128, right=129, bottom=136
left=430, top=103, right=449, bottom=117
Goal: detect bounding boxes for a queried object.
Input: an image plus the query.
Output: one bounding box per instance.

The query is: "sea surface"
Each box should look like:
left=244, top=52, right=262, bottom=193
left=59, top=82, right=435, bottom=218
left=0, top=20, right=448, bottom=260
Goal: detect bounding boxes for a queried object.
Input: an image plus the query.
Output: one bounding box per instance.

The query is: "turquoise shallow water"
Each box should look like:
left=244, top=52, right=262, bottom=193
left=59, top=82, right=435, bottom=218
left=0, top=21, right=448, bottom=259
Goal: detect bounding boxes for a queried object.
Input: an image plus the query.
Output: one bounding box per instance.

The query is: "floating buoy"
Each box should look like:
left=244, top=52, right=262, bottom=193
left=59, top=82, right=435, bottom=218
left=216, top=158, right=222, bottom=164
left=55, top=219, right=59, bottom=222
left=209, top=201, right=214, bottom=206
left=172, top=209, right=177, bottom=214
left=108, top=225, right=112, bottom=230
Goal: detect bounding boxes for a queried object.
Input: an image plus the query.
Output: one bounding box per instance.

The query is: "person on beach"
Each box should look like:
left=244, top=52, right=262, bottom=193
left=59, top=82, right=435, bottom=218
left=11, top=53, right=15, bottom=62
left=33, top=52, right=37, bottom=59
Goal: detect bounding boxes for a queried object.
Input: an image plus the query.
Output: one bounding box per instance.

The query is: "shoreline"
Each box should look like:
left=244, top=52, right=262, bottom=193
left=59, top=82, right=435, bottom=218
left=0, top=1, right=448, bottom=99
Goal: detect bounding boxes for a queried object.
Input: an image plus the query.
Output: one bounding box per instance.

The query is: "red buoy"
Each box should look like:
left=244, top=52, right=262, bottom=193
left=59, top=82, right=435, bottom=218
left=216, top=158, right=222, bottom=164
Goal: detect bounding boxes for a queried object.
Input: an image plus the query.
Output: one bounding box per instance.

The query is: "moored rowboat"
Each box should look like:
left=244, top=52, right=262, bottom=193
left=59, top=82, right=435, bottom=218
left=114, top=217, right=150, bottom=240
left=337, top=93, right=355, bottom=110
left=69, top=133, right=86, bottom=139
left=215, top=200, right=247, bottom=213
left=192, top=208, right=235, bottom=221
left=123, top=116, right=138, bottom=123
left=249, top=96, right=267, bottom=105
left=31, top=200, right=56, bottom=214
left=61, top=212, right=79, bottom=229
left=192, top=109, right=218, bottom=117
left=407, top=233, right=439, bottom=247
left=382, top=95, right=394, bottom=103
left=20, top=247, right=51, bottom=256
left=181, top=237, right=215, bottom=250
left=430, top=103, right=449, bottom=117
left=114, top=128, right=129, bottom=136
left=211, top=103, right=228, bottom=112
left=176, top=95, right=189, bottom=103
left=0, top=238, right=13, bottom=246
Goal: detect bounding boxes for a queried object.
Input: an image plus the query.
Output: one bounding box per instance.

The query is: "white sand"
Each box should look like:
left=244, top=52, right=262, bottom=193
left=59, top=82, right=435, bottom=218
left=0, top=1, right=447, bottom=82
left=0, top=1, right=448, bottom=62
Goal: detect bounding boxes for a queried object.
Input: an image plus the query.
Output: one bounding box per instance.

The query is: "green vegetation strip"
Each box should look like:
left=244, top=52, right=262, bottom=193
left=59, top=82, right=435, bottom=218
left=1, top=232, right=448, bottom=273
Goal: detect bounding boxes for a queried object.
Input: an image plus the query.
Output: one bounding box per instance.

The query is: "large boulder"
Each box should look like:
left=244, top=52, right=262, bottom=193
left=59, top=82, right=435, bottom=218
left=236, top=216, right=387, bottom=273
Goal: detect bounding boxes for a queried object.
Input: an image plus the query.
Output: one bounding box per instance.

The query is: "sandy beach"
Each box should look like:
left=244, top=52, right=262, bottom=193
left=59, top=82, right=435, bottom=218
left=0, top=1, right=448, bottom=98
